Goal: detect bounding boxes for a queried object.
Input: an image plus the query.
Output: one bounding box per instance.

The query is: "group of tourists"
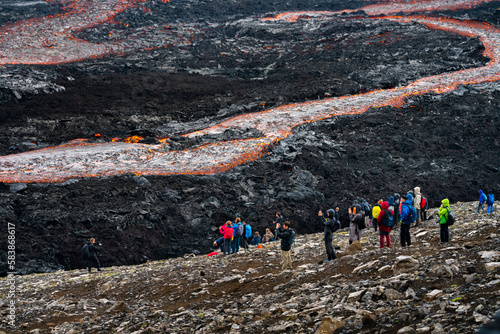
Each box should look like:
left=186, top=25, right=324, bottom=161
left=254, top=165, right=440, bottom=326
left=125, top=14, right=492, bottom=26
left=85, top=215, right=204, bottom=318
left=216, top=218, right=254, bottom=255
left=81, top=187, right=494, bottom=273
left=478, top=190, right=495, bottom=214
left=219, top=187, right=495, bottom=271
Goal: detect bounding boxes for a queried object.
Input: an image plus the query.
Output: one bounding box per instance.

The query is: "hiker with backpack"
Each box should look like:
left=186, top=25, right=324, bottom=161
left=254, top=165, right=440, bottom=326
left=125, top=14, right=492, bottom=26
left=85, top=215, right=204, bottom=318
left=242, top=222, right=252, bottom=249
left=348, top=204, right=365, bottom=245
left=438, top=198, right=452, bottom=243
left=359, top=198, right=372, bottom=228
left=251, top=232, right=262, bottom=246
left=478, top=190, right=487, bottom=213
left=377, top=201, right=394, bottom=248
left=219, top=221, right=233, bottom=255
left=487, top=192, right=495, bottom=214
left=318, top=209, right=340, bottom=262
left=83, top=238, right=102, bottom=273
left=276, top=221, right=294, bottom=271
left=399, top=194, right=417, bottom=247
left=232, top=218, right=244, bottom=254
left=371, top=200, right=383, bottom=232
left=413, top=187, right=422, bottom=227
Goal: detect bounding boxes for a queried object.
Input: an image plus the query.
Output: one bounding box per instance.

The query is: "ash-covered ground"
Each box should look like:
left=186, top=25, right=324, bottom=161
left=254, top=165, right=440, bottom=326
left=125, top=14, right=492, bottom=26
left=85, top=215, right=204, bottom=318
left=0, top=0, right=500, bottom=276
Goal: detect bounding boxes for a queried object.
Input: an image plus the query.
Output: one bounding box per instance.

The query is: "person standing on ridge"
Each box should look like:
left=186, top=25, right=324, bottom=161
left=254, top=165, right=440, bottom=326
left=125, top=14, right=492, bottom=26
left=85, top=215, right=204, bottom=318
left=359, top=198, right=372, bottom=228
left=219, top=221, right=233, bottom=255
left=87, top=238, right=102, bottom=273
left=318, top=209, right=340, bottom=262
left=413, top=187, right=422, bottom=227
left=478, top=190, right=487, bottom=213
left=377, top=201, right=393, bottom=248
left=371, top=199, right=382, bottom=232
left=273, top=212, right=284, bottom=241
left=232, top=217, right=243, bottom=254
left=400, top=194, right=416, bottom=247
left=242, top=222, right=252, bottom=249
left=348, top=204, right=364, bottom=245
left=393, top=193, right=401, bottom=227
left=438, top=198, right=451, bottom=243
left=276, top=221, right=293, bottom=271
left=487, top=192, right=495, bottom=214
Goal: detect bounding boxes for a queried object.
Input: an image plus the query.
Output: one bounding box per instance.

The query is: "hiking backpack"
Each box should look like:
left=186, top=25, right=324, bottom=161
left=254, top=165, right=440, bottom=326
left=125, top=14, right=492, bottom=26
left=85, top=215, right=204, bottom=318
left=488, top=194, right=495, bottom=205
left=362, top=202, right=371, bottom=216
left=420, top=196, right=427, bottom=210
left=446, top=207, right=456, bottom=226
left=403, top=203, right=417, bottom=224
left=288, top=229, right=296, bottom=245
left=382, top=209, right=394, bottom=228
left=237, top=224, right=244, bottom=236
left=81, top=243, right=90, bottom=259
left=482, top=193, right=487, bottom=203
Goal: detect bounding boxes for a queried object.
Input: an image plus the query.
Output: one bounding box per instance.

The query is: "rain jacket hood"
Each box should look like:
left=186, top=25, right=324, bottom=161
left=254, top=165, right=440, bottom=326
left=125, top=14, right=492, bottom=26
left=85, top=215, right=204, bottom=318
left=405, top=194, right=413, bottom=206
left=442, top=198, right=450, bottom=208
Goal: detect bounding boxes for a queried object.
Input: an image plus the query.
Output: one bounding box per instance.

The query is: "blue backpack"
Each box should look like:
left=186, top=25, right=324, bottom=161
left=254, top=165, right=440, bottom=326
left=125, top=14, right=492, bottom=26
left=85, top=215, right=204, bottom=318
left=487, top=194, right=495, bottom=205
left=382, top=209, right=394, bottom=228
left=481, top=193, right=487, bottom=203
left=402, top=203, right=417, bottom=224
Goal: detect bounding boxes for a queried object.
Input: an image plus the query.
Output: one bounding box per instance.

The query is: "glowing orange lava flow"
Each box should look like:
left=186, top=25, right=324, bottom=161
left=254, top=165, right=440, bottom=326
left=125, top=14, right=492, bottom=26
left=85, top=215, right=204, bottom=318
left=0, top=0, right=167, bottom=65
left=263, top=0, right=499, bottom=22
left=2, top=1, right=500, bottom=183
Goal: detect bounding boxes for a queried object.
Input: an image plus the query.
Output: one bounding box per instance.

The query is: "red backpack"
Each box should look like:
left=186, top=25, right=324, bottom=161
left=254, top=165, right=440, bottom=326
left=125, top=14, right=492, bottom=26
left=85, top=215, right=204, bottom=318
left=420, top=196, right=427, bottom=209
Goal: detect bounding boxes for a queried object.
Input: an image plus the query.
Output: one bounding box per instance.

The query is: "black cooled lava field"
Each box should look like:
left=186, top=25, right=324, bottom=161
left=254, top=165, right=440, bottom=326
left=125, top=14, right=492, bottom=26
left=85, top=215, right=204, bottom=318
left=1, top=0, right=500, bottom=275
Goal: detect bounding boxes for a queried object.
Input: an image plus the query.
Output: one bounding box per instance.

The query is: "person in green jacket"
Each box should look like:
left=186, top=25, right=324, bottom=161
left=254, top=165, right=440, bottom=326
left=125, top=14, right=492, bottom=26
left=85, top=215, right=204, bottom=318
left=438, top=199, right=450, bottom=243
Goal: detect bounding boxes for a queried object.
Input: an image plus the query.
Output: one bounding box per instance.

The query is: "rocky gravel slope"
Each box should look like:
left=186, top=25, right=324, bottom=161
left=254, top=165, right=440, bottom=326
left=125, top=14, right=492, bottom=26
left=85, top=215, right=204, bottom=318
left=1, top=201, right=499, bottom=333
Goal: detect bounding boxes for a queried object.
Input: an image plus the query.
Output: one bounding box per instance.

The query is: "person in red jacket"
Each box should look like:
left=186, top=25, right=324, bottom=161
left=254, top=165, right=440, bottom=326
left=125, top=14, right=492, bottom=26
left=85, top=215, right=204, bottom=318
left=219, top=221, right=233, bottom=255
left=377, top=201, right=393, bottom=248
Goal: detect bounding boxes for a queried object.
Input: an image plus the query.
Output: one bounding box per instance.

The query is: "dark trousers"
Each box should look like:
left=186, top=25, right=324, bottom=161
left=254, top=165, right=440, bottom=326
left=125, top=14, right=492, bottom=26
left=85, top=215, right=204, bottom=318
left=400, top=224, right=411, bottom=247
left=223, top=238, right=231, bottom=255
left=240, top=235, right=248, bottom=249
left=325, top=237, right=336, bottom=260
left=231, top=235, right=241, bottom=253
left=421, top=209, right=427, bottom=221
left=440, top=223, right=449, bottom=243
left=88, top=254, right=100, bottom=272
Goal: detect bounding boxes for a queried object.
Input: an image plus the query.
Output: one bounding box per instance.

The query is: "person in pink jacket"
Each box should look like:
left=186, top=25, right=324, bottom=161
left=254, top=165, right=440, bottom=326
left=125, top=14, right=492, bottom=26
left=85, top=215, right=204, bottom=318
left=377, top=201, right=394, bottom=248
left=219, top=221, right=233, bottom=255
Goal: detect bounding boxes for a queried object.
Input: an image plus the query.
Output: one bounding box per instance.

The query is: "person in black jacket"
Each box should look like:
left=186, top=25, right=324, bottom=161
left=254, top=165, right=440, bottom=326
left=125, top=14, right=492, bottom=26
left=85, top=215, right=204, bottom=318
left=318, top=209, right=340, bottom=262
left=276, top=221, right=293, bottom=271
left=88, top=238, right=102, bottom=273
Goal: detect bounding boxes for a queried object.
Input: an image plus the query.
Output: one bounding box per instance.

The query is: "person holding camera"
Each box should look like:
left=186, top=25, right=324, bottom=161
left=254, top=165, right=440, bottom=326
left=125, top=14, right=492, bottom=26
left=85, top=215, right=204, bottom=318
left=318, top=209, right=340, bottom=262
left=276, top=221, right=293, bottom=271
left=88, top=238, right=102, bottom=273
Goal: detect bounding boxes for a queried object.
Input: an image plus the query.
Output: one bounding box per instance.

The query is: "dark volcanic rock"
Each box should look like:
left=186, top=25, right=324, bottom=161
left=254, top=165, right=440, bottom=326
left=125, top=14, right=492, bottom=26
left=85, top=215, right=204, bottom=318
left=0, top=0, right=499, bottom=275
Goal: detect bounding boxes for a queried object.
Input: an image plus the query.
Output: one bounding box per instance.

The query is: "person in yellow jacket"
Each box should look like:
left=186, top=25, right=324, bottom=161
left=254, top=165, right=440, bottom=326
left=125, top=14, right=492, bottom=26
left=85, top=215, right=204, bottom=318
left=371, top=199, right=383, bottom=232
left=438, top=199, right=450, bottom=243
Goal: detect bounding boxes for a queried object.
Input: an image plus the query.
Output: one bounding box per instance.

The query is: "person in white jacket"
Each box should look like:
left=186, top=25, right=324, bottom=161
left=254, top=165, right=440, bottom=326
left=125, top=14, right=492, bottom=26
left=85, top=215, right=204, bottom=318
left=413, top=187, right=422, bottom=227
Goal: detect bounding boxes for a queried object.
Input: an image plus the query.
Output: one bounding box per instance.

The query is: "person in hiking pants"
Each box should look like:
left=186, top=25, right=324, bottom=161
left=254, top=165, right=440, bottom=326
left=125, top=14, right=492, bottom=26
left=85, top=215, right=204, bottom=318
left=276, top=221, right=293, bottom=271
left=88, top=238, right=102, bottom=273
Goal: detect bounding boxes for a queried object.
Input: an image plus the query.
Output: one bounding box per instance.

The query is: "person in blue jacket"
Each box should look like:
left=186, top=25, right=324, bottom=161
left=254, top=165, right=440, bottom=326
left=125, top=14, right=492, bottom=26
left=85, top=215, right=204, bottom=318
left=487, top=192, right=495, bottom=214
left=400, top=194, right=416, bottom=247
left=231, top=218, right=243, bottom=254
left=241, top=222, right=252, bottom=249
left=251, top=232, right=261, bottom=246
left=478, top=190, right=487, bottom=213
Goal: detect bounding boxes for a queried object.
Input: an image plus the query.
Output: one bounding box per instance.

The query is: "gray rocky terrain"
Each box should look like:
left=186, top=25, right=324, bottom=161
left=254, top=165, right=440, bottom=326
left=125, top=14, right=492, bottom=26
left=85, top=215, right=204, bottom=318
left=1, top=201, right=499, bottom=333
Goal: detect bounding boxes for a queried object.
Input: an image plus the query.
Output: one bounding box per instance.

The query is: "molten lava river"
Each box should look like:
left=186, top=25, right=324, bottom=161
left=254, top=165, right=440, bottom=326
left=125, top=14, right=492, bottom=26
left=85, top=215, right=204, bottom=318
left=0, top=0, right=500, bottom=183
